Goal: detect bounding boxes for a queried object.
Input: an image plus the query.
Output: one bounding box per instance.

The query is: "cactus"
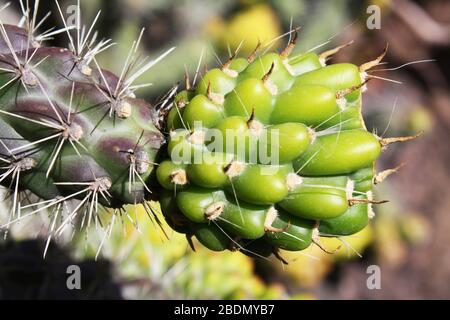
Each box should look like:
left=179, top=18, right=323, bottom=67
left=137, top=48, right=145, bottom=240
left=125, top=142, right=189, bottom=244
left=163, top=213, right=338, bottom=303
left=158, top=30, right=419, bottom=261
left=0, top=1, right=419, bottom=262
left=0, top=1, right=173, bottom=243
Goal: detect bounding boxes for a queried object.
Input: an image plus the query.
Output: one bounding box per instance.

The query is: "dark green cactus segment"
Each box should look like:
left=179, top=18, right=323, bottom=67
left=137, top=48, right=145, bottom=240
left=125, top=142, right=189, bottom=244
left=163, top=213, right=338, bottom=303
left=279, top=176, right=349, bottom=220
left=0, top=20, right=166, bottom=211
left=191, top=222, right=231, bottom=252
left=21, top=171, right=61, bottom=200
left=159, top=189, right=191, bottom=234
left=216, top=197, right=267, bottom=240
left=319, top=193, right=372, bottom=236
left=158, top=32, right=401, bottom=260
left=265, top=209, right=314, bottom=251
left=350, top=167, right=375, bottom=192
left=238, top=238, right=273, bottom=259
left=176, top=187, right=226, bottom=223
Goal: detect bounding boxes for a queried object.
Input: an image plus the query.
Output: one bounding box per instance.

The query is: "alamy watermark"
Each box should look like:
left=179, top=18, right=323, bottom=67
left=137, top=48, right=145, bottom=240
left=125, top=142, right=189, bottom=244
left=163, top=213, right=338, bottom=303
left=366, top=264, right=381, bottom=290
left=66, top=264, right=81, bottom=290
left=65, top=5, right=79, bottom=27
left=366, top=5, right=381, bottom=30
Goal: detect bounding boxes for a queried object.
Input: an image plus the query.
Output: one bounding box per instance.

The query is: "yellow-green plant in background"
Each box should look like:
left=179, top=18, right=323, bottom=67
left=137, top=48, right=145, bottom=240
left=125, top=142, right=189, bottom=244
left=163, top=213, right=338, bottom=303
left=78, top=203, right=286, bottom=299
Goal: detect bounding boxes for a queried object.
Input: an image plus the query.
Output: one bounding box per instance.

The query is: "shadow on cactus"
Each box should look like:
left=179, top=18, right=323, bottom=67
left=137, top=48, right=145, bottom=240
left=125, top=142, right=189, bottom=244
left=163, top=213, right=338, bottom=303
left=0, top=1, right=420, bottom=262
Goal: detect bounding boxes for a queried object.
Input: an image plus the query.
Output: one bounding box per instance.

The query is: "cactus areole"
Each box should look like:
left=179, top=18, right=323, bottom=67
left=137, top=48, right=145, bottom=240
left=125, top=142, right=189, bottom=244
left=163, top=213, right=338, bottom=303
left=0, top=4, right=418, bottom=261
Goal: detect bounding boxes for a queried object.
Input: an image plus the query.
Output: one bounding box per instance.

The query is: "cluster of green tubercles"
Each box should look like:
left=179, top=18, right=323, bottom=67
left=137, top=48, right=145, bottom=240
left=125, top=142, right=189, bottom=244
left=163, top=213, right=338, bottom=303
left=157, top=33, right=416, bottom=260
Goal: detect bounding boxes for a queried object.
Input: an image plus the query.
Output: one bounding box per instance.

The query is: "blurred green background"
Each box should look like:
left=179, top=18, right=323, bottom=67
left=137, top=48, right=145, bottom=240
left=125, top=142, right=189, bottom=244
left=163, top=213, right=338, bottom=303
left=0, top=0, right=449, bottom=299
